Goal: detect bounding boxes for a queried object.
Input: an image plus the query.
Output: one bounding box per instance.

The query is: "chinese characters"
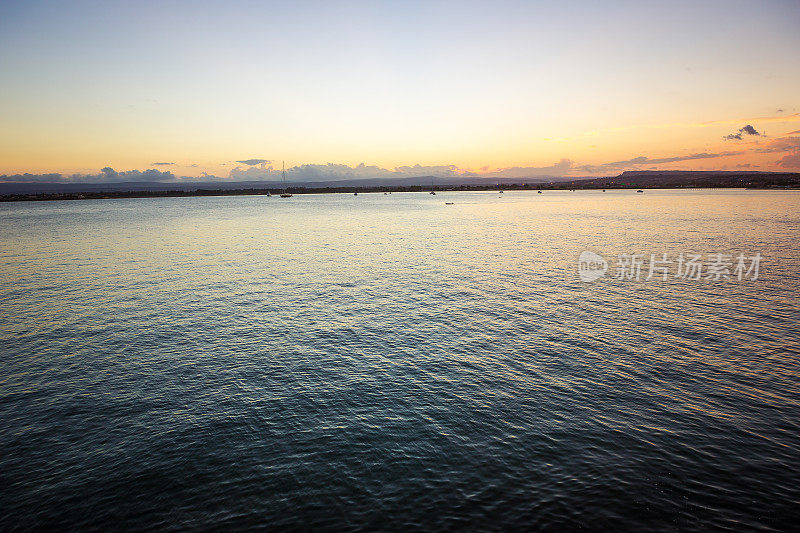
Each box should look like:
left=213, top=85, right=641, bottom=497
left=579, top=252, right=761, bottom=282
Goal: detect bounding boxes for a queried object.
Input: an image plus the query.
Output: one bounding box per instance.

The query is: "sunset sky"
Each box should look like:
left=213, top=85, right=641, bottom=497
left=1, top=0, right=799, bottom=181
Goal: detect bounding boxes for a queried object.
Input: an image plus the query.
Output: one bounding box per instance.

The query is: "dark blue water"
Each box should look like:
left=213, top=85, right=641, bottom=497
left=1, top=190, right=799, bottom=530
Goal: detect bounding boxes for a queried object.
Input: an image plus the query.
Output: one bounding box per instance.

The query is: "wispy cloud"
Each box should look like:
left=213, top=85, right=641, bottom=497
left=754, top=136, right=800, bottom=154
left=758, top=136, right=800, bottom=168
left=777, top=152, right=800, bottom=168
left=151, top=162, right=175, bottom=166
left=236, top=159, right=271, bottom=166
left=488, top=159, right=574, bottom=178
left=615, top=151, right=742, bottom=166
left=695, top=114, right=799, bottom=127
left=547, top=113, right=800, bottom=142
left=578, top=151, right=745, bottom=173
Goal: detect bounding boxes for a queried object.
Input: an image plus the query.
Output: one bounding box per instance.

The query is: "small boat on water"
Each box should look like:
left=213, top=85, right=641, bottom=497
left=354, top=192, right=358, bottom=196
left=279, top=161, right=292, bottom=198
left=538, top=190, right=542, bottom=194
left=637, top=190, right=644, bottom=193
left=445, top=202, right=454, bottom=205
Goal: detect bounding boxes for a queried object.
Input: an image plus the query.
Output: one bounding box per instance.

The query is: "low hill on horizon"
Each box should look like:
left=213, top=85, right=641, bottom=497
left=551, top=170, right=800, bottom=189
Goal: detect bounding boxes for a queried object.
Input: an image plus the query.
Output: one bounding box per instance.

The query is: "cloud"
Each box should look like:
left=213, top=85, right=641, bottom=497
left=725, top=124, right=761, bottom=140
left=758, top=136, right=800, bottom=168
left=548, top=113, right=800, bottom=143
left=228, top=162, right=480, bottom=181
left=652, top=151, right=744, bottom=163
left=0, top=173, right=67, bottom=183
left=755, top=136, right=800, bottom=153
left=785, top=130, right=800, bottom=136
left=226, top=160, right=578, bottom=181
left=489, top=159, right=574, bottom=178
left=576, top=151, right=746, bottom=174
left=609, top=152, right=743, bottom=167
left=697, top=114, right=800, bottom=126
left=79, top=167, right=177, bottom=182
left=228, top=163, right=276, bottom=180
left=198, top=172, right=224, bottom=180
left=0, top=167, right=179, bottom=184
left=394, top=164, right=467, bottom=177
left=7, top=140, right=798, bottom=186
left=603, top=156, right=648, bottom=166
left=776, top=152, right=800, bottom=168
left=2, top=161, right=573, bottom=184
left=741, top=125, right=759, bottom=136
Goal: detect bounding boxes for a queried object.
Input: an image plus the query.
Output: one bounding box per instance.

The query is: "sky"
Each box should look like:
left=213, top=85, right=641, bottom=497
left=1, top=0, right=799, bottom=182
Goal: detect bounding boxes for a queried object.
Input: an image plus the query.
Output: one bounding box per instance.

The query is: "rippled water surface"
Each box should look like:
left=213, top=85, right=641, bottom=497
left=1, top=190, right=799, bottom=530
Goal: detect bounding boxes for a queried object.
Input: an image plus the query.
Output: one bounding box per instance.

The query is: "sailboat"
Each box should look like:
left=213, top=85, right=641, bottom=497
left=279, top=161, right=292, bottom=198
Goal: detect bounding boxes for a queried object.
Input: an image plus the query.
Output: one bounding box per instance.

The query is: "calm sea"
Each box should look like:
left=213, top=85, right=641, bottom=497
left=1, top=190, right=799, bottom=530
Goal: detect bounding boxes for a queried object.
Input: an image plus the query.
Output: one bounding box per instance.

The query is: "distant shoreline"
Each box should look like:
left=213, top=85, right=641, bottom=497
left=1, top=184, right=799, bottom=203
left=2, top=170, right=798, bottom=202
